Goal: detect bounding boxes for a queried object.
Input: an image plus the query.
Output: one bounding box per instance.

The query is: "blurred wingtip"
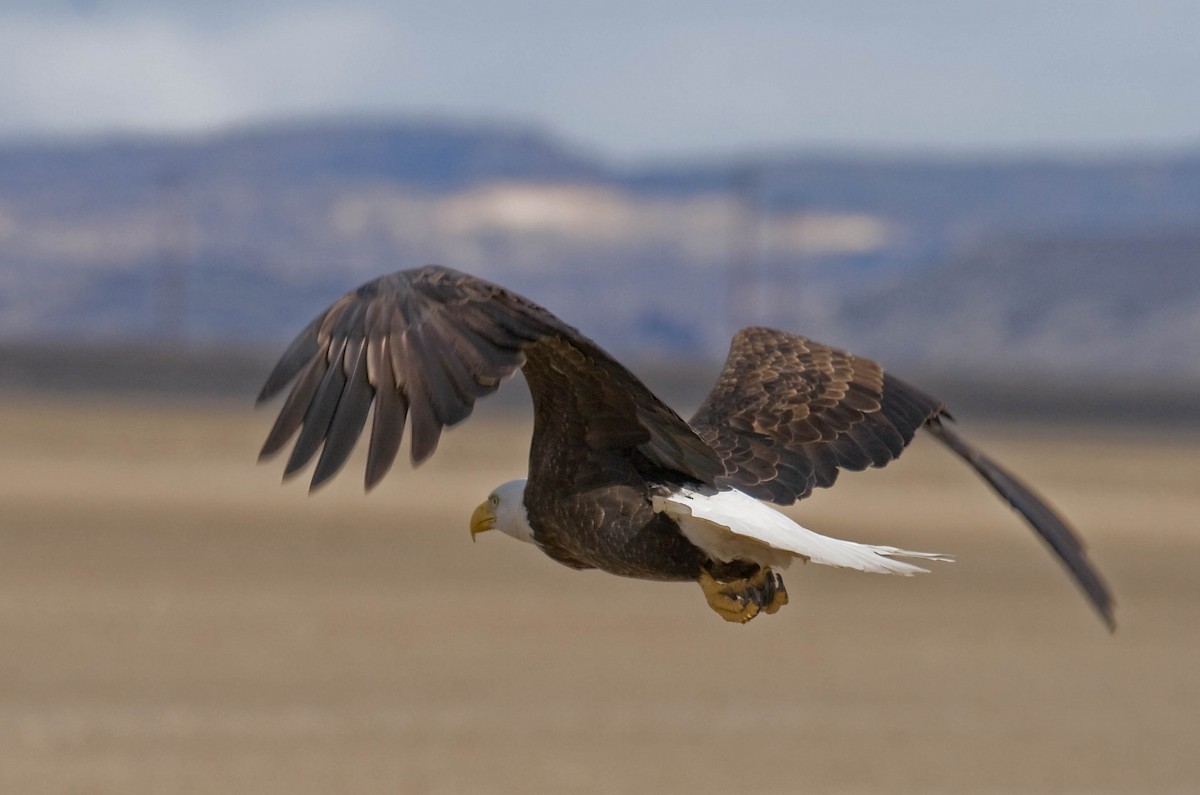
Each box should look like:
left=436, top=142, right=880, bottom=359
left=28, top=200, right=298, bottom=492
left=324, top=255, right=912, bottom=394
left=254, top=382, right=275, bottom=406
left=257, top=440, right=281, bottom=462
left=1094, top=595, right=1118, bottom=634
left=308, top=463, right=338, bottom=493
left=364, top=465, right=386, bottom=492
left=927, top=416, right=1118, bottom=635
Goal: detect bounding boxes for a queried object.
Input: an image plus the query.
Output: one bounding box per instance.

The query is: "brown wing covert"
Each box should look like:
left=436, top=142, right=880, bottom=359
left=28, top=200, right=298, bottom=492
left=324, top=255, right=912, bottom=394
left=689, top=327, right=943, bottom=504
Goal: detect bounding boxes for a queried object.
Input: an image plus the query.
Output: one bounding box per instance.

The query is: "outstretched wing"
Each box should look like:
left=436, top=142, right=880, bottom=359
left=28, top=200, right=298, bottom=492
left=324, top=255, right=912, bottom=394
left=257, top=266, right=723, bottom=491
left=690, top=327, right=940, bottom=505
left=690, top=326, right=1115, bottom=630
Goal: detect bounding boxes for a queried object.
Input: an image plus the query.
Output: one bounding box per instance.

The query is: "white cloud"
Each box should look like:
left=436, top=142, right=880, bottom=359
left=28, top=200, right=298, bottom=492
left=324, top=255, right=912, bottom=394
left=0, top=5, right=417, bottom=137
left=0, top=14, right=226, bottom=134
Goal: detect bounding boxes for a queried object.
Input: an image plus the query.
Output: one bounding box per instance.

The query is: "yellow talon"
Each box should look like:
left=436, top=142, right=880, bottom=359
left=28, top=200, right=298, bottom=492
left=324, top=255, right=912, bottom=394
left=698, top=570, right=760, bottom=624
left=698, top=567, right=788, bottom=623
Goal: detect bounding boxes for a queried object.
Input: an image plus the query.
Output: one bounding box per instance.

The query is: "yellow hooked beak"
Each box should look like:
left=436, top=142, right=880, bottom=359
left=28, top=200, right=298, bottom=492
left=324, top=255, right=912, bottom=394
left=470, top=501, right=496, bottom=542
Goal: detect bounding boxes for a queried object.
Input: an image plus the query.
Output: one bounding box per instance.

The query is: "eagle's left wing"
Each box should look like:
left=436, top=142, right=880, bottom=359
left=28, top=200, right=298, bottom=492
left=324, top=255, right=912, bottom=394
left=257, top=266, right=724, bottom=492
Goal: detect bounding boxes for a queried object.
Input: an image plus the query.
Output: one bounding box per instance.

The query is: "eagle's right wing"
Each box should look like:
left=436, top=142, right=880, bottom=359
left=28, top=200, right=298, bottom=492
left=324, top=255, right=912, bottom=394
left=689, top=327, right=941, bottom=505
left=690, top=326, right=1115, bottom=630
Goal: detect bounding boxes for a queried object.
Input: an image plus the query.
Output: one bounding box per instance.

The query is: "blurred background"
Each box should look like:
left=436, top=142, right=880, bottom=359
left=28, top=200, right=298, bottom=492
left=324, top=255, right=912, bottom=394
left=1, top=2, right=1198, bottom=793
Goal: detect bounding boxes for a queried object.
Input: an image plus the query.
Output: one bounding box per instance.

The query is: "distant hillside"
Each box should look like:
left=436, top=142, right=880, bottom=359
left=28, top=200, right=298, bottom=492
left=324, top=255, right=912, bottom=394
left=0, top=120, right=606, bottom=194
left=0, top=118, right=1198, bottom=386
left=828, top=233, right=1200, bottom=378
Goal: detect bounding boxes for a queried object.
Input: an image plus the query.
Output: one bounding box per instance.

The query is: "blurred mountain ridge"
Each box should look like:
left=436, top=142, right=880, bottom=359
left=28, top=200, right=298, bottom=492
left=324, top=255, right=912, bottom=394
left=1, top=117, right=1198, bottom=384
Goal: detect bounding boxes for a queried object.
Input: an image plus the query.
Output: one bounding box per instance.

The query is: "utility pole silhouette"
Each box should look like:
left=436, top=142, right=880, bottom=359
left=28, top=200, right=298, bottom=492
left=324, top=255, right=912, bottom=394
left=727, top=165, right=763, bottom=337
left=154, top=169, right=190, bottom=344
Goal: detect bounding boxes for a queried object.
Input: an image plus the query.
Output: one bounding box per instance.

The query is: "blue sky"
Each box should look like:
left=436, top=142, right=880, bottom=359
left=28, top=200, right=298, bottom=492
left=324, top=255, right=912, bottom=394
left=2, top=1, right=1198, bottom=159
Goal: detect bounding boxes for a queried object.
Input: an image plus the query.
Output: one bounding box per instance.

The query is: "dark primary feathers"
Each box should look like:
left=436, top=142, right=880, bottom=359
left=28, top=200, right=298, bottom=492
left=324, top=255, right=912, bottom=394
left=257, top=265, right=722, bottom=491
left=257, top=265, right=1114, bottom=630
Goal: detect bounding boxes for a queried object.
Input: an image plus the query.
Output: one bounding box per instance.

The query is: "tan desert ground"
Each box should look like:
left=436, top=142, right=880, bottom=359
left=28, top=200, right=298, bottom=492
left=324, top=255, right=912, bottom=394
left=1, top=394, right=1198, bottom=794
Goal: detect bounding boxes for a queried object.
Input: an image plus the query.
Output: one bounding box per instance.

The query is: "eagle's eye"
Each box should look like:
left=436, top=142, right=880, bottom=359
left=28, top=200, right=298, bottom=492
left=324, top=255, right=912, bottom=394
left=489, top=494, right=500, bottom=507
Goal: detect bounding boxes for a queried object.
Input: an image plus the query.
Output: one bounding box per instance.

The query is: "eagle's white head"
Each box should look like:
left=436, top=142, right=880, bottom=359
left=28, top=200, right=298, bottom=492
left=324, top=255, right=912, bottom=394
left=470, top=478, right=535, bottom=544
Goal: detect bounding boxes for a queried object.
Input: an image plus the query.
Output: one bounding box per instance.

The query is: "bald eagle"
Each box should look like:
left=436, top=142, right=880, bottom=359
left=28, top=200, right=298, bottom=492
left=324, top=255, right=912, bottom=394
left=257, top=265, right=1114, bottom=628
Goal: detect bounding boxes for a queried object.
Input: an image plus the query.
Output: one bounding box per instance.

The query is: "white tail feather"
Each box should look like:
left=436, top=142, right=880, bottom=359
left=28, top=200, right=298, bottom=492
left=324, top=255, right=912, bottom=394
left=653, top=487, right=952, bottom=575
